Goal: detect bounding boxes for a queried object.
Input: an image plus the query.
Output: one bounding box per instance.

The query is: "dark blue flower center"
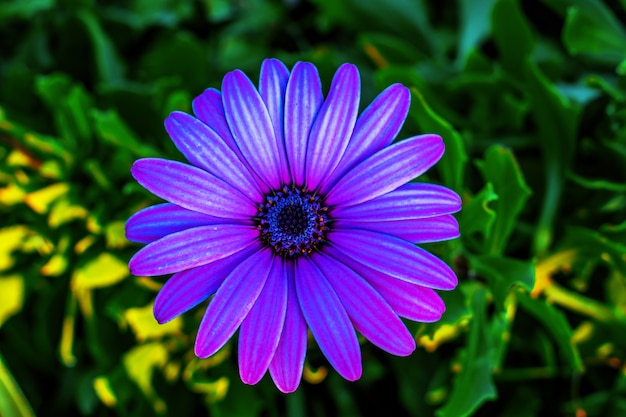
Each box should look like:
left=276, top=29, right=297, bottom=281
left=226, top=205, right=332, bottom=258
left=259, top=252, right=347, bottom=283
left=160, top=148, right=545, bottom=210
left=257, top=187, right=329, bottom=257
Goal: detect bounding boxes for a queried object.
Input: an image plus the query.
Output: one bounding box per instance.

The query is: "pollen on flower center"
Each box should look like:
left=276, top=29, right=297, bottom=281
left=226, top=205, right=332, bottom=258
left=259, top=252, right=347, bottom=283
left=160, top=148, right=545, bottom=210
left=257, top=187, right=329, bottom=256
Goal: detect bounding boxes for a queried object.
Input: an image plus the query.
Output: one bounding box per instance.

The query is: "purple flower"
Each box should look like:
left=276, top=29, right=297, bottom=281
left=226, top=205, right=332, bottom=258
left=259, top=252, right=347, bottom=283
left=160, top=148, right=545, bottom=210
left=126, top=59, right=461, bottom=392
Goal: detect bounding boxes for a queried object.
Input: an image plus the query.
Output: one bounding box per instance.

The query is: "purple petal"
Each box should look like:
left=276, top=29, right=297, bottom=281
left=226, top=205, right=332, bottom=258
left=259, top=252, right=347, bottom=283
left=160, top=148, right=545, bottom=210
left=325, top=135, right=444, bottom=207
left=295, top=257, right=362, bottom=381
left=326, top=229, right=457, bottom=290
left=332, top=182, right=461, bottom=221
left=165, top=112, right=263, bottom=201
left=192, top=88, right=239, bottom=155
left=327, top=251, right=445, bottom=322
left=154, top=248, right=255, bottom=323
left=128, top=224, right=258, bottom=276
left=335, top=214, right=460, bottom=243
left=131, top=158, right=257, bottom=219
left=222, top=70, right=281, bottom=189
left=239, top=256, right=287, bottom=385
left=125, top=203, right=223, bottom=244
left=269, top=264, right=307, bottom=393
left=321, top=84, right=410, bottom=193
left=312, top=253, right=415, bottom=356
left=284, top=62, right=323, bottom=187
left=305, top=64, right=360, bottom=191
left=259, top=59, right=291, bottom=185
left=195, top=249, right=274, bottom=358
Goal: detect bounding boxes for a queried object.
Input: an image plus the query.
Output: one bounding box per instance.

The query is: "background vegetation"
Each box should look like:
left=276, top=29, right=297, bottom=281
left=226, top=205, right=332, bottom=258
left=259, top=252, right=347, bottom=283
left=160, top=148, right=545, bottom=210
left=1, top=0, right=626, bottom=415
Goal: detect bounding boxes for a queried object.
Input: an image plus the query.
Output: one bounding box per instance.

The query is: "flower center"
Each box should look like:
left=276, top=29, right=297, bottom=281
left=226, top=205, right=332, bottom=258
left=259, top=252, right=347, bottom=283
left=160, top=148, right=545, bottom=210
left=257, top=187, right=329, bottom=257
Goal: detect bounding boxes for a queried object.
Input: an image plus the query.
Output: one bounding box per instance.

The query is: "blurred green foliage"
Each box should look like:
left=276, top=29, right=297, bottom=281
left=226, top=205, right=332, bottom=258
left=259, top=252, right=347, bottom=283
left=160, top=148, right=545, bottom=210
left=1, top=0, right=626, bottom=416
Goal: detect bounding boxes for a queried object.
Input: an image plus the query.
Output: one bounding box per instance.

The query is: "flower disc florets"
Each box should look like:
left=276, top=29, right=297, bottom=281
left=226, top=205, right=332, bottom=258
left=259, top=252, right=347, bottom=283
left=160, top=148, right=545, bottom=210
left=257, top=186, right=329, bottom=256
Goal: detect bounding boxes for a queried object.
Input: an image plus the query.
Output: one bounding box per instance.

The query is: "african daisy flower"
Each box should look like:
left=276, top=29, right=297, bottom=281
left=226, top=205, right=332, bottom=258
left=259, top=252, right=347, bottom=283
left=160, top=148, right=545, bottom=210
left=126, top=59, right=461, bottom=392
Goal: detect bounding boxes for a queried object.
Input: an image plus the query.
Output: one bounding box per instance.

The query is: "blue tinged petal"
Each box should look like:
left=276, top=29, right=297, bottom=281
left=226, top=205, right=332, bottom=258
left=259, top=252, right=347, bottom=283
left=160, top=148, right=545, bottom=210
left=335, top=214, right=460, bottom=244
left=325, top=134, right=444, bottom=207
left=131, top=158, right=257, bottom=219
left=128, top=224, right=258, bottom=276
left=305, top=63, right=360, bottom=191
left=321, top=84, right=410, bottom=193
left=195, top=249, right=274, bottom=358
left=327, top=250, right=446, bottom=322
left=327, top=229, right=458, bottom=290
left=125, top=203, right=223, bottom=244
left=165, top=111, right=263, bottom=201
left=332, top=182, right=461, bottom=221
left=222, top=70, right=282, bottom=189
left=312, top=253, right=415, bottom=356
left=284, top=62, right=323, bottom=187
left=295, top=257, right=362, bottom=381
left=269, top=264, right=307, bottom=393
left=259, top=58, right=291, bottom=185
left=239, top=255, right=287, bottom=385
left=154, top=248, right=255, bottom=323
left=191, top=88, right=240, bottom=155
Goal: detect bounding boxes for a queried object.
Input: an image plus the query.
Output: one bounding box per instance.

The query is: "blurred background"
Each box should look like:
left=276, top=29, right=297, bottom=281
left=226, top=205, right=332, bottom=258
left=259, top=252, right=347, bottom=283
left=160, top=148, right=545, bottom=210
left=1, top=0, right=626, bottom=416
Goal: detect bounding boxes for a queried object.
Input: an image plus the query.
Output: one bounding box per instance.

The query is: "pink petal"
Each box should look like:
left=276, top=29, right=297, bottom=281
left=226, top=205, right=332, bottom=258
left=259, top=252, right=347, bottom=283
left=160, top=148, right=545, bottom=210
left=195, top=249, right=274, bottom=358
left=269, top=264, right=307, bottom=393
left=312, top=253, right=415, bottom=356
left=295, top=257, right=362, bottom=381
left=325, top=135, right=444, bottom=207
left=128, top=224, right=258, bottom=276
left=239, top=255, right=288, bottom=385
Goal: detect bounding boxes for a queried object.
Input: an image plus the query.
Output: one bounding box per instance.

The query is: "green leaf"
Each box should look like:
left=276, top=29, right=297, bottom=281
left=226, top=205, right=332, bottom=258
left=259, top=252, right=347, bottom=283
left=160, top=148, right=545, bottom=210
left=563, top=1, right=626, bottom=67
left=491, top=0, right=535, bottom=79
left=104, top=0, right=194, bottom=29
left=0, top=352, right=35, bottom=417
left=476, top=145, right=532, bottom=254
left=76, top=10, right=125, bottom=85
left=457, top=0, right=498, bottom=66
left=568, top=172, right=626, bottom=192
left=469, top=255, right=535, bottom=308
left=563, top=227, right=626, bottom=275
left=437, top=288, right=497, bottom=417
left=524, top=62, right=580, bottom=255
left=460, top=183, right=498, bottom=252
left=91, top=109, right=161, bottom=158
left=139, top=32, right=210, bottom=93
left=311, top=0, right=435, bottom=56
left=517, top=292, right=584, bottom=372
left=35, top=74, right=94, bottom=153
left=359, top=32, right=425, bottom=66
left=409, top=89, right=468, bottom=192
left=0, top=0, right=53, bottom=21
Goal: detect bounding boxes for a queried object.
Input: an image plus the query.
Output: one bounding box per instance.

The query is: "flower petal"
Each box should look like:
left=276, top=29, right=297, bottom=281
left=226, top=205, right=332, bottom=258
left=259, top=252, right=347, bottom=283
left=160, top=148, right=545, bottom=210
left=131, top=158, right=257, bottom=219
left=284, top=62, right=323, bottom=187
left=192, top=88, right=239, bottom=154
left=295, top=257, right=361, bottom=381
left=313, top=253, right=415, bottom=356
left=125, top=203, right=223, bottom=244
left=321, top=84, right=410, bottom=193
left=305, top=63, right=360, bottom=190
left=222, top=70, right=281, bottom=189
left=165, top=111, right=263, bottom=201
left=328, top=250, right=446, bottom=322
left=327, top=229, right=457, bottom=290
left=335, top=214, right=460, bottom=244
left=154, top=248, right=255, bottom=323
left=259, top=58, right=291, bottom=185
left=325, top=135, right=444, bottom=207
left=195, top=249, right=274, bottom=358
left=128, top=224, right=258, bottom=276
left=269, top=264, right=307, bottom=393
left=239, top=255, right=287, bottom=385
left=332, top=182, right=461, bottom=221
